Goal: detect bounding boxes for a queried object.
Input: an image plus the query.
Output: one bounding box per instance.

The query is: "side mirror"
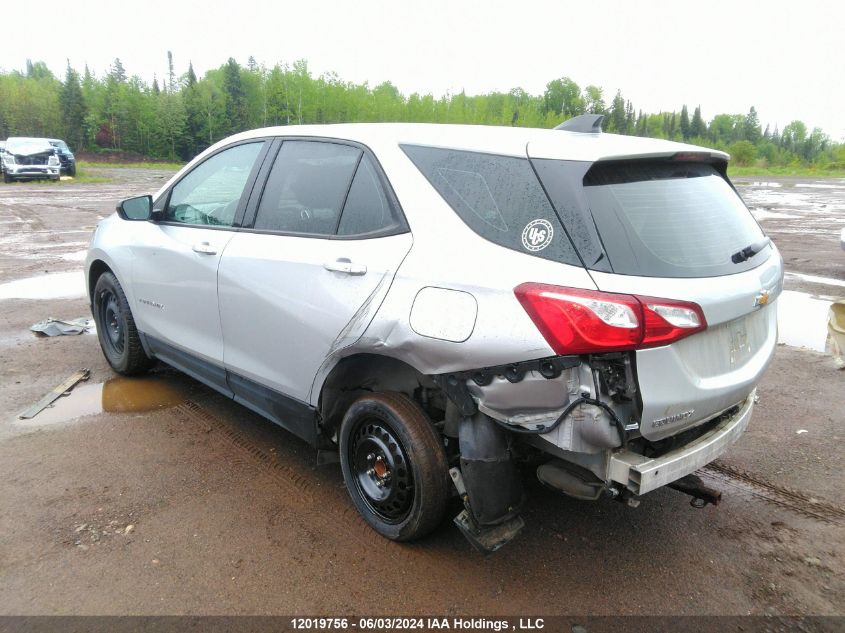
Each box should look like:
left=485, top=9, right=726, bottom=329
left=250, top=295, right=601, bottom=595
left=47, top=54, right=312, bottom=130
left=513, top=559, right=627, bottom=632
left=117, top=195, right=153, bottom=221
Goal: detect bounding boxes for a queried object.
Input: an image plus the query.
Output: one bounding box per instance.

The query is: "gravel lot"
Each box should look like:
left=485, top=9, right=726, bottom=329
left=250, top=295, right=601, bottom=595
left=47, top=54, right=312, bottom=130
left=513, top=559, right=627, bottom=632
left=0, top=169, right=842, bottom=619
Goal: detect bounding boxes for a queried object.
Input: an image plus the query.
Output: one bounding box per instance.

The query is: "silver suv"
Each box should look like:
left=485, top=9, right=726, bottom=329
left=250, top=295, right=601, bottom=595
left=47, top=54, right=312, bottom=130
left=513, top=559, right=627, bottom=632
left=86, top=118, right=782, bottom=551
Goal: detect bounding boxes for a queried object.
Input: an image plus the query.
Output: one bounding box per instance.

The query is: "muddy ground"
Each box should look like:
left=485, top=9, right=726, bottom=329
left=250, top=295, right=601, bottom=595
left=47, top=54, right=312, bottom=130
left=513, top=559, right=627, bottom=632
left=0, top=169, right=843, bottom=618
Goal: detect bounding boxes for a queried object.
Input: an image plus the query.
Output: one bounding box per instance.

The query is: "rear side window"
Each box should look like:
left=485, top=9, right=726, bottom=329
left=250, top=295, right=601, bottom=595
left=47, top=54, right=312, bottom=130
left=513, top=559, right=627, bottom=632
left=401, top=145, right=581, bottom=266
left=337, top=155, right=402, bottom=236
left=579, top=161, right=768, bottom=278
left=254, top=141, right=361, bottom=235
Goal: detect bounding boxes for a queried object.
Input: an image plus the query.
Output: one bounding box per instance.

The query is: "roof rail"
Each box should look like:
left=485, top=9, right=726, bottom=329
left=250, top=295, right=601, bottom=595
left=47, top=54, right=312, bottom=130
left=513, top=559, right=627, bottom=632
left=554, top=114, right=604, bottom=133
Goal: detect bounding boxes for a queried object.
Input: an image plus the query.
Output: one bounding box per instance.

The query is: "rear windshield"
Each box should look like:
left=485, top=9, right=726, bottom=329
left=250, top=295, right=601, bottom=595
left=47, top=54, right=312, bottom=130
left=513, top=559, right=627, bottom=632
left=401, top=145, right=581, bottom=266
left=539, top=160, right=770, bottom=278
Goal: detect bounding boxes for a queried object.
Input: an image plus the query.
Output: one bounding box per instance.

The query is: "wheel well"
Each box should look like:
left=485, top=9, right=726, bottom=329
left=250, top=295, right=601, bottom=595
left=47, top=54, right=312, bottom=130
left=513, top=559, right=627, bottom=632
left=318, top=354, right=434, bottom=441
left=87, top=259, right=113, bottom=302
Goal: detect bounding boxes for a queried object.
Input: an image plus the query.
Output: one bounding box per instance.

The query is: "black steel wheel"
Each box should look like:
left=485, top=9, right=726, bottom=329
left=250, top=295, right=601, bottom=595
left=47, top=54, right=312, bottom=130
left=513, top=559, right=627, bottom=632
left=339, top=392, right=449, bottom=541
left=92, top=271, right=154, bottom=375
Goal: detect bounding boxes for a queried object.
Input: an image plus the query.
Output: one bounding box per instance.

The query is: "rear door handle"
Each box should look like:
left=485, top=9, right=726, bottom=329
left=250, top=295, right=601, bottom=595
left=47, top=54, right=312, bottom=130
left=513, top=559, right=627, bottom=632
left=192, top=241, right=217, bottom=255
left=324, top=258, right=367, bottom=275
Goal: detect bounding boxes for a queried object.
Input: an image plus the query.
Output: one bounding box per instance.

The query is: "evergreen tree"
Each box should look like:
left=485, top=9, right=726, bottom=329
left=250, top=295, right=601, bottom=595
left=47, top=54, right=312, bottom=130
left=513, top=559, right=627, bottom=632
left=624, top=100, right=635, bottom=133
left=185, top=62, right=197, bottom=88
left=744, top=106, right=761, bottom=143
left=152, top=76, right=160, bottom=95
left=679, top=105, right=690, bottom=140
left=608, top=90, right=626, bottom=133
left=60, top=62, right=87, bottom=149
left=222, top=57, right=248, bottom=135
left=110, top=58, right=127, bottom=83
left=690, top=105, right=707, bottom=138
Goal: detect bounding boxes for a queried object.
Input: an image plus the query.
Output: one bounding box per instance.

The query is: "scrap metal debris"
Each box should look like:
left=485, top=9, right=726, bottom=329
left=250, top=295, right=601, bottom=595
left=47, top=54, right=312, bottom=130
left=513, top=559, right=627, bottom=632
left=18, top=369, right=91, bottom=419
left=30, top=317, right=93, bottom=337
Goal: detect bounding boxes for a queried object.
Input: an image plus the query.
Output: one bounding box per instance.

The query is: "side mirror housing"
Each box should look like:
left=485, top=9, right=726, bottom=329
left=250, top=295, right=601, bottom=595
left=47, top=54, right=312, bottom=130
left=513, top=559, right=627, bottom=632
left=116, top=195, right=153, bottom=221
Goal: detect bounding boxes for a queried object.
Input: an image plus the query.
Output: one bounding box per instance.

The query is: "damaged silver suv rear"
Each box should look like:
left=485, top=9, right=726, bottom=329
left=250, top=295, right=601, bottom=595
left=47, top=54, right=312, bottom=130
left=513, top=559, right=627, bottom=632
left=87, top=117, right=783, bottom=552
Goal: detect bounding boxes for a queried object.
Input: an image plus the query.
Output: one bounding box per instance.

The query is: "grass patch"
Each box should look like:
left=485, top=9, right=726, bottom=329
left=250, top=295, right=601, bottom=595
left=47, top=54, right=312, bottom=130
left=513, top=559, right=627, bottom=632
left=69, top=167, right=112, bottom=184
left=78, top=160, right=184, bottom=171
left=728, top=165, right=845, bottom=179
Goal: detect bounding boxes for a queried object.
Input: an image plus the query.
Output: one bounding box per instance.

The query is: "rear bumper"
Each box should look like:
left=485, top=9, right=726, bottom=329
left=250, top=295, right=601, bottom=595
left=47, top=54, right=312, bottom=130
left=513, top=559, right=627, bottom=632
left=608, top=391, right=754, bottom=495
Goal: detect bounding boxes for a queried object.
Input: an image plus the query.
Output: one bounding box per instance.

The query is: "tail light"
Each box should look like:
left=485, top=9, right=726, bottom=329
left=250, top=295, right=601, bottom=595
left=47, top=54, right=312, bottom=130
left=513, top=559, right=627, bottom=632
left=514, top=283, right=706, bottom=354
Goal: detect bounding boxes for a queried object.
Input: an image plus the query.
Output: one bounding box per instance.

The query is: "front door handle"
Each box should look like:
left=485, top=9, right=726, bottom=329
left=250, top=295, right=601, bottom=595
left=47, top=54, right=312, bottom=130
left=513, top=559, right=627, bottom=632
left=192, top=241, right=217, bottom=255
left=324, top=258, right=367, bottom=275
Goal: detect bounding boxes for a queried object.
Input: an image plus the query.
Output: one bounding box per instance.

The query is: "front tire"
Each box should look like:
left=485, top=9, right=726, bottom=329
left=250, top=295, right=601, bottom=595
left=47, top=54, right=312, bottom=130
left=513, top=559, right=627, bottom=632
left=92, top=272, right=154, bottom=375
left=339, top=392, right=449, bottom=541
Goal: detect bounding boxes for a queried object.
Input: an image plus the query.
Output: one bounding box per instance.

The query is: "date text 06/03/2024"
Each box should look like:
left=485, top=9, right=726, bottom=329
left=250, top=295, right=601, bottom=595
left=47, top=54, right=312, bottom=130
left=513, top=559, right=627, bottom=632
left=289, top=617, right=545, bottom=630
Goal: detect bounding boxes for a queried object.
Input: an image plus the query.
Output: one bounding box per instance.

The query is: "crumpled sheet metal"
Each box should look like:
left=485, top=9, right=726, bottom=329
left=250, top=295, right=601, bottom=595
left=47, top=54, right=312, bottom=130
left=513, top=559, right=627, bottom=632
left=30, top=317, right=93, bottom=337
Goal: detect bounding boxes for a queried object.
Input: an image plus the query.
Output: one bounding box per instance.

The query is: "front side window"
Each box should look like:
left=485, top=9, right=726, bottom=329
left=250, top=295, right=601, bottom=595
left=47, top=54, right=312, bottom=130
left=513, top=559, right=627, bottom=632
left=165, top=142, right=263, bottom=227
left=254, top=141, right=361, bottom=235
left=401, top=145, right=581, bottom=266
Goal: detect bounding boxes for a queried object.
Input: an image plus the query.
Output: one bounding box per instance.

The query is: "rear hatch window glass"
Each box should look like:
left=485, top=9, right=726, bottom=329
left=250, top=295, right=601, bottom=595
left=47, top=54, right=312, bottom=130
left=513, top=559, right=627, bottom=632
left=401, top=145, right=581, bottom=266
left=538, top=159, right=770, bottom=278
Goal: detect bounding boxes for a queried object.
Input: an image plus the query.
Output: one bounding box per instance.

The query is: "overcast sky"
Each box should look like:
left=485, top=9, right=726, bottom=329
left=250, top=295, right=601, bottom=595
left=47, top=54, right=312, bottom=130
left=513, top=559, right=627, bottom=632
left=3, top=0, right=843, bottom=140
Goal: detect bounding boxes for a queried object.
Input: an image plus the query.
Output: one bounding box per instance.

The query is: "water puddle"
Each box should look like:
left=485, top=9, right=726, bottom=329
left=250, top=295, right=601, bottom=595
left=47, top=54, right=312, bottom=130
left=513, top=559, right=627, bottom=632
left=785, top=271, right=845, bottom=289
left=15, top=376, right=187, bottom=427
left=752, top=209, right=801, bottom=221
left=743, top=181, right=783, bottom=188
left=794, top=183, right=840, bottom=189
left=777, top=290, right=835, bottom=352
left=60, top=250, right=88, bottom=262
left=0, top=271, right=86, bottom=300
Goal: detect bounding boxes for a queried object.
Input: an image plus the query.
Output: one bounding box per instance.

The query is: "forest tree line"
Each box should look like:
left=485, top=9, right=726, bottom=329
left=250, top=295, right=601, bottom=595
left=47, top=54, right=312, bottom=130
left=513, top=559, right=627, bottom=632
left=0, top=54, right=842, bottom=169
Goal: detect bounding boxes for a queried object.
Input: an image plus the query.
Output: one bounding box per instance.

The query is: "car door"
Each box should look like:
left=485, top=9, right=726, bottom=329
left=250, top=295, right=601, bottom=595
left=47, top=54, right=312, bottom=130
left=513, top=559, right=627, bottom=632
left=130, top=140, right=268, bottom=386
left=218, top=140, right=413, bottom=412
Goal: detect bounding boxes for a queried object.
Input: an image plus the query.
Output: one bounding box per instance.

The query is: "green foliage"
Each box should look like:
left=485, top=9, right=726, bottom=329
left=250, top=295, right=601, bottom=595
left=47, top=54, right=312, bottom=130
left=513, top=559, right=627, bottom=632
left=1, top=56, right=840, bottom=171
left=690, top=106, right=707, bottom=138
left=729, top=140, right=757, bottom=166
left=60, top=63, right=87, bottom=150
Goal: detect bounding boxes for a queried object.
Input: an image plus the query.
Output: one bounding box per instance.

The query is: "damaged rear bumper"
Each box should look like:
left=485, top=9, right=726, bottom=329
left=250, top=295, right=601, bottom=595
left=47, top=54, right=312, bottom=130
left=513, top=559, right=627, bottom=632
left=608, top=391, right=754, bottom=495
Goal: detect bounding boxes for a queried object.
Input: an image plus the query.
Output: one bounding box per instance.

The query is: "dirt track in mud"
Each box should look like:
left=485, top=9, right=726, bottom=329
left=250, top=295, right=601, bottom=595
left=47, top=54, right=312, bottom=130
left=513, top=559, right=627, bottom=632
left=0, top=169, right=842, bottom=618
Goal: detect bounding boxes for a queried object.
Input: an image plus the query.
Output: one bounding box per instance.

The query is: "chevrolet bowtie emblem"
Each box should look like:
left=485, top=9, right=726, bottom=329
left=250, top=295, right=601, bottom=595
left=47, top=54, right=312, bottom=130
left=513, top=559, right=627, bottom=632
left=754, top=290, right=770, bottom=307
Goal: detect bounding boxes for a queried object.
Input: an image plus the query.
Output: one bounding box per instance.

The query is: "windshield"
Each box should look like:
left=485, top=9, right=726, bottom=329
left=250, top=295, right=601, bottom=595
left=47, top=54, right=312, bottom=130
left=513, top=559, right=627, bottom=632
left=536, top=159, right=770, bottom=278
left=6, top=138, right=54, bottom=155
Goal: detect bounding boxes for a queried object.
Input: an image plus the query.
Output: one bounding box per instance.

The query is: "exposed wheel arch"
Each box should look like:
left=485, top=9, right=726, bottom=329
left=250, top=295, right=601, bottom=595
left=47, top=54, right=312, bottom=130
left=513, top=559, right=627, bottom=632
left=317, top=353, right=432, bottom=441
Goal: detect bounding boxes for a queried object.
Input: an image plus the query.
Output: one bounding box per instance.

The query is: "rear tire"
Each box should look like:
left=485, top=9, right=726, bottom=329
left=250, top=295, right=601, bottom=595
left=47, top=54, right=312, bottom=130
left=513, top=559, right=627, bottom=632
left=92, top=272, right=154, bottom=375
left=3, top=173, right=12, bottom=183
left=339, top=392, right=449, bottom=541
left=68, top=165, right=77, bottom=177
